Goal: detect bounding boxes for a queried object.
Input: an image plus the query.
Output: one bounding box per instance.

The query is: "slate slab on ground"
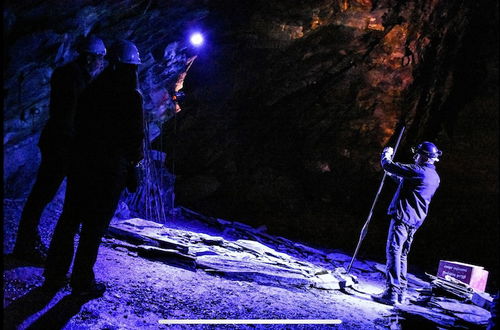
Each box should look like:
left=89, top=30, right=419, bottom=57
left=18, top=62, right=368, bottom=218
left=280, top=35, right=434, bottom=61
left=106, top=218, right=357, bottom=290
left=3, top=200, right=493, bottom=329
left=105, top=216, right=493, bottom=328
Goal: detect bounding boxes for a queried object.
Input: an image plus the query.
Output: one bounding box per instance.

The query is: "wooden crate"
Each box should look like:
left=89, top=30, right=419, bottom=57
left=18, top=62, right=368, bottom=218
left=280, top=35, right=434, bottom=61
left=437, top=260, right=489, bottom=292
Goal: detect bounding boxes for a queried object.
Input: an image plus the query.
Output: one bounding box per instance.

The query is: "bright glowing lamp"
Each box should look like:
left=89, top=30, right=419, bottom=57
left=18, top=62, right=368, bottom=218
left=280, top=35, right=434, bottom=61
left=190, top=32, right=204, bottom=46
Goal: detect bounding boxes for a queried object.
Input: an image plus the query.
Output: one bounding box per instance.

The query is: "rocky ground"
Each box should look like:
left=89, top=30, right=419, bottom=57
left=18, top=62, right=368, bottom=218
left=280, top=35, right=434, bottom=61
left=3, top=196, right=493, bottom=329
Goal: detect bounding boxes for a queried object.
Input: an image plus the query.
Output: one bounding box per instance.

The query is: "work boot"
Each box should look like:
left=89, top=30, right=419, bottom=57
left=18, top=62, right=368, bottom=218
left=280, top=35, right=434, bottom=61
left=371, top=289, right=399, bottom=306
left=12, top=238, right=48, bottom=265
left=72, top=281, right=106, bottom=299
left=41, top=276, right=69, bottom=293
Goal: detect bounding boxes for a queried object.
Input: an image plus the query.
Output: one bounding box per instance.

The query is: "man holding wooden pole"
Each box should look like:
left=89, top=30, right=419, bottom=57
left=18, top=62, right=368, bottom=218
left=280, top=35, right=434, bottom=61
left=371, top=141, right=442, bottom=305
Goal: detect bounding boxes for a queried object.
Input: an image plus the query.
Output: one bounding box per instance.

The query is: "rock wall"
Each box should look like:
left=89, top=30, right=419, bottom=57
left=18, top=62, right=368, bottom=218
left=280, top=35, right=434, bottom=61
left=3, top=0, right=209, bottom=196
left=159, top=0, right=499, bottom=280
left=3, top=0, right=499, bottom=285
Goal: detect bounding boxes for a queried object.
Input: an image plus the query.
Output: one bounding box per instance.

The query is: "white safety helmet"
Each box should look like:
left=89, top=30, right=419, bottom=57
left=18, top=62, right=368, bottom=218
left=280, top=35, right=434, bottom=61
left=109, top=40, right=141, bottom=65
left=78, top=35, right=107, bottom=56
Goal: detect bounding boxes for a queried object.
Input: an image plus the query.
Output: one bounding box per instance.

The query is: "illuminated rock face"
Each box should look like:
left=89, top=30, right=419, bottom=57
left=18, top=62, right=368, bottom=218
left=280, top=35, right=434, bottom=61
left=159, top=0, right=498, bottom=276
left=3, top=1, right=209, bottom=196
left=3, top=1, right=498, bottom=277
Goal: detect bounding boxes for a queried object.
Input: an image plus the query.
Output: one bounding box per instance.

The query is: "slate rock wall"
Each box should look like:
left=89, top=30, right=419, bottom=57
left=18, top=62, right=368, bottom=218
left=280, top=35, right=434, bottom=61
left=160, top=0, right=499, bottom=283
left=3, top=0, right=208, bottom=197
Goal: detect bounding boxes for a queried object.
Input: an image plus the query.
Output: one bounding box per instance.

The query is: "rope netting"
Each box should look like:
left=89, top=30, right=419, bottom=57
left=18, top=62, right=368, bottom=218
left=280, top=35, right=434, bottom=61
left=122, top=118, right=175, bottom=224
left=120, top=55, right=196, bottom=223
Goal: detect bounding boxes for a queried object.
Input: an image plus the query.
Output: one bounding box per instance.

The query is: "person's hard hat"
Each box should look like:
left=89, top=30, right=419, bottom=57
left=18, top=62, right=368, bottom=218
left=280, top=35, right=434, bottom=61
left=411, top=141, right=442, bottom=159
left=109, top=40, right=141, bottom=65
left=78, top=35, right=107, bottom=56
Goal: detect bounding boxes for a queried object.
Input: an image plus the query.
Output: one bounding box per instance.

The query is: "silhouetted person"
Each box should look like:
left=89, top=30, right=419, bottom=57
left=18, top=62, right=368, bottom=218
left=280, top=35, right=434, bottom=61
left=13, top=35, right=107, bottom=264
left=43, top=40, right=144, bottom=298
left=372, top=141, right=441, bottom=305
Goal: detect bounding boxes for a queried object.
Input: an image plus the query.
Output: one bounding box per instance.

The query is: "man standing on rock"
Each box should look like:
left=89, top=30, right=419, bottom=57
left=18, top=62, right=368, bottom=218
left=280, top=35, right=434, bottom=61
left=13, top=35, right=106, bottom=265
left=43, top=40, right=144, bottom=298
left=371, top=141, right=441, bottom=305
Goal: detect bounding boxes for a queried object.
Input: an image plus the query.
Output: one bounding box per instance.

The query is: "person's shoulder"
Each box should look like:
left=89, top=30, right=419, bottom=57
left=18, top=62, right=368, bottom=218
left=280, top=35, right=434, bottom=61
left=422, top=163, right=438, bottom=172
left=421, top=164, right=440, bottom=178
left=431, top=166, right=440, bottom=179
left=131, top=89, right=143, bottom=102
left=400, top=163, right=423, bottom=175
left=115, top=88, right=143, bottom=106
left=397, top=162, right=416, bottom=169
left=59, top=60, right=80, bottom=72
left=87, top=67, right=116, bottom=93
left=52, top=60, right=84, bottom=79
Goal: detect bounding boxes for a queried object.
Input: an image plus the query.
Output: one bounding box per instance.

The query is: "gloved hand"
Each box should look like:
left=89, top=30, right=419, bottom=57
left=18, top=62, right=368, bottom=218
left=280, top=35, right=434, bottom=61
left=382, top=147, right=394, bottom=160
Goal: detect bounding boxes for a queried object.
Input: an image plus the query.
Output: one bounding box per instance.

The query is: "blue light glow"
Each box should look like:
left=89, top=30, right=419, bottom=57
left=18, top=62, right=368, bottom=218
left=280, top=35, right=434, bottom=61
left=190, top=32, right=204, bottom=47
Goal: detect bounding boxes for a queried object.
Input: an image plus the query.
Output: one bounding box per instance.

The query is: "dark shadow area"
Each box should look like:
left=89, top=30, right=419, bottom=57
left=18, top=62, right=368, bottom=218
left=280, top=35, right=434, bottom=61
left=393, top=312, right=487, bottom=330
left=3, top=253, right=44, bottom=270
left=387, top=314, right=442, bottom=329
left=3, top=286, right=60, bottom=330
left=25, top=294, right=94, bottom=329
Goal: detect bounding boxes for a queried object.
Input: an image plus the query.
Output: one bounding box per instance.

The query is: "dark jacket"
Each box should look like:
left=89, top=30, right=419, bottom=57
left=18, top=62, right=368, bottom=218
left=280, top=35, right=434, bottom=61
left=73, top=66, right=144, bottom=165
left=39, top=60, right=91, bottom=150
left=381, top=156, right=440, bottom=228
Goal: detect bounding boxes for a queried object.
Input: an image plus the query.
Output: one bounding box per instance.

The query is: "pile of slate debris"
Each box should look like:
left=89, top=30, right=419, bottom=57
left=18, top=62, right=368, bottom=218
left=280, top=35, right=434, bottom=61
left=105, top=206, right=494, bottom=328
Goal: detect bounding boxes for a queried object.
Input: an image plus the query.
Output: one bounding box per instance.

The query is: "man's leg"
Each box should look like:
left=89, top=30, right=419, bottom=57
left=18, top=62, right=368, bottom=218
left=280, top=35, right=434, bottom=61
left=43, top=177, right=81, bottom=287
left=14, top=149, right=66, bottom=262
left=69, top=211, right=114, bottom=295
left=385, top=219, right=409, bottom=294
left=43, top=214, right=80, bottom=286
left=70, top=164, right=126, bottom=297
left=399, top=225, right=416, bottom=304
left=372, top=219, right=408, bottom=305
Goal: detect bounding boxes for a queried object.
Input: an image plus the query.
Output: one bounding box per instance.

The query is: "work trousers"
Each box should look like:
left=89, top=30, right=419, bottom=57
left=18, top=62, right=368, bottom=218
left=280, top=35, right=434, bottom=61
left=385, top=218, right=417, bottom=294
left=44, top=154, right=127, bottom=289
left=15, top=145, right=69, bottom=250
